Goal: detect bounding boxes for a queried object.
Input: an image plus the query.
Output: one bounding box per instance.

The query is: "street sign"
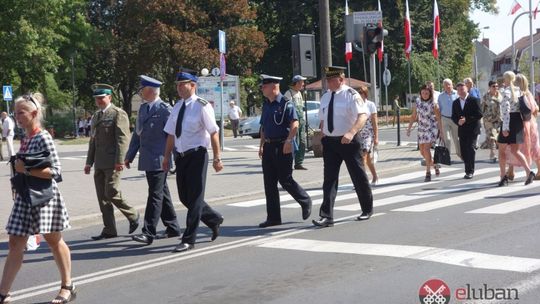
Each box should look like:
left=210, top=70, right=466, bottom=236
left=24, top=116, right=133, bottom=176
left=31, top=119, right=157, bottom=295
left=383, top=69, right=391, bottom=86
left=353, top=11, right=382, bottom=25
left=211, top=67, right=221, bottom=77
left=219, top=30, right=226, bottom=53
left=3, top=85, right=13, bottom=101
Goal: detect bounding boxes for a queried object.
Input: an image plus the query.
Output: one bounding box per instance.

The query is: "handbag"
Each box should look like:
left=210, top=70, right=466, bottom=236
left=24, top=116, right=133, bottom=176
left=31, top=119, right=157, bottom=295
left=519, top=95, right=532, bottom=121
left=10, top=150, right=55, bottom=208
left=433, top=139, right=451, bottom=166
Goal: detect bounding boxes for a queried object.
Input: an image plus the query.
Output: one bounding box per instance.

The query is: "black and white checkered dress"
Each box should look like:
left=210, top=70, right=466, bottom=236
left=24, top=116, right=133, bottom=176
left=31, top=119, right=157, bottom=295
left=6, top=130, right=70, bottom=236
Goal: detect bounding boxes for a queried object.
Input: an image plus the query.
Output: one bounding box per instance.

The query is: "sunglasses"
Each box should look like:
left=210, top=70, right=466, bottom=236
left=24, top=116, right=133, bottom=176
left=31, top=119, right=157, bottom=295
left=22, top=94, right=38, bottom=108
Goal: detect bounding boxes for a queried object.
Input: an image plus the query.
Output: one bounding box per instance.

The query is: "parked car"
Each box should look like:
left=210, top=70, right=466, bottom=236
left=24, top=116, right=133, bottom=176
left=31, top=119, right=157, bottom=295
left=238, top=100, right=320, bottom=138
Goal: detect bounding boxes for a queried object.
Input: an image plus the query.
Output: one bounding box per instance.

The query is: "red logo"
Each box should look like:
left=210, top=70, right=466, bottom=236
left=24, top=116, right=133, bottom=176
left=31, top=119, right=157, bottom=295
left=419, top=279, right=451, bottom=304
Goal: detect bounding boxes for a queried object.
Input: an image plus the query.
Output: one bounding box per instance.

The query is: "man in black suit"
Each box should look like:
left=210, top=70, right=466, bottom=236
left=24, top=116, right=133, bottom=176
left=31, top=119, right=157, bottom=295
left=451, top=82, right=483, bottom=179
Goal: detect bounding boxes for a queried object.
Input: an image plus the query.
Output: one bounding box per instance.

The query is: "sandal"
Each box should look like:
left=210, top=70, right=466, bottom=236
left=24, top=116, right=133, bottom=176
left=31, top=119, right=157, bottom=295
left=51, top=284, right=77, bottom=303
left=507, top=173, right=515, bottom=181
left=435, top=167, right=440, bottom=176
left=424, top=173, right=431, bottom=182
left=0, top=293, right=11, bottom=304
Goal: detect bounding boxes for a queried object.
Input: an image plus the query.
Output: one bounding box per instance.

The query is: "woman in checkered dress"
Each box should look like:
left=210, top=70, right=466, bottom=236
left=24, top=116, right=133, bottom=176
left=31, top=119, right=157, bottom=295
left=0, top=94, right=75, bottom=304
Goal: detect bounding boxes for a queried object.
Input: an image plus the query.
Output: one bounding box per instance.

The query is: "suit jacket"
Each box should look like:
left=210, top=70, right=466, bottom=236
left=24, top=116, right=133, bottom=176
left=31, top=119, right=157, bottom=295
left=86, top=104, right=131, bottom=169
left=125, top=99, right=172, bottom=171
left=451, top=95, right=483, bottom=137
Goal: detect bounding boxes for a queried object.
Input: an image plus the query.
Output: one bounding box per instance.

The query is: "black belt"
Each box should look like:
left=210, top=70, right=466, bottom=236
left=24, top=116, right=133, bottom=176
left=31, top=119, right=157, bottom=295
left=264, top=137, right=287, bottom=144
left=176, top=146, right=205, bottom=158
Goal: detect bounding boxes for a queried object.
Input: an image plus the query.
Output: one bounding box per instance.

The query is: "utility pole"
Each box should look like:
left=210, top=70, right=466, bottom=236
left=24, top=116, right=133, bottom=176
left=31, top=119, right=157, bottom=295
left=70, top=55, right=77, bottom=138
left=319, top=0, right=332, bottom=91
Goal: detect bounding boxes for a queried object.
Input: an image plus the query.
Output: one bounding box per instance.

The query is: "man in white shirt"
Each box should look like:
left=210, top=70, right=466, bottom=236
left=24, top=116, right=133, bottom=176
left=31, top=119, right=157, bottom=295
left=227, top=100, right=242, bottom=138
left=1, top=112, right=15, bottom=158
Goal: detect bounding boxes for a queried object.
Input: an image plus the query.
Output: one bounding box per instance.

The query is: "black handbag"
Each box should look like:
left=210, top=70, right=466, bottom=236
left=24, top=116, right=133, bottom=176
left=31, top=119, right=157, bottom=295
left=434, top=139, right=451, bottom=166
left=10, top=150, right=55, bottom=208
left=519, top=95, right=532, bottom=121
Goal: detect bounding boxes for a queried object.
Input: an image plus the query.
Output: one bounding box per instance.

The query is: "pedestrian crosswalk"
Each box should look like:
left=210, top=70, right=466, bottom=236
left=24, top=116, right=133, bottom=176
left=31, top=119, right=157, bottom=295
left=226, top=166, right=540, bottom=216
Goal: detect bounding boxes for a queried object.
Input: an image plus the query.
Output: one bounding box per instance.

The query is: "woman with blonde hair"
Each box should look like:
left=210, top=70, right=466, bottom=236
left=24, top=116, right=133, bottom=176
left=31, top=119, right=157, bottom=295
left=357, top=86, right=379, bottom=185
left=497, top=71, right=535, bottom=186
left=0, top=93, right=76, bottom=303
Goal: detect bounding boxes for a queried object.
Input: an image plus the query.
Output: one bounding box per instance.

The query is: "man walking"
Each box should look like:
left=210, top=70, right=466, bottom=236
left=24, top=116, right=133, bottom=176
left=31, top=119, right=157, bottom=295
left=313, top=66, right=373, bottom=228
left=257, top=74, right=312, bottom=228
left=163, top=69, right=224, bottom=253
left=438, top=79, right=461, bottom=159
left=1, top=112, right=15, bottom=159
left=284, top=75, right=308, bottom=170
left=85, top=84, right=139, bottom=240
left=125, top=76, right=181, bottom=245
left=227, top=100, right=242, bottom=138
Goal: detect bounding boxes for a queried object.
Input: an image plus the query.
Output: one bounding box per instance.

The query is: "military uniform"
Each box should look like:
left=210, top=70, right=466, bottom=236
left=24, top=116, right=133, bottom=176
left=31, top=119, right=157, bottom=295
left=125, top=76, right=181, bottom=244
left=313, top=67, right=373, bottom=227
left=258, top=74, right=312, bottom=228
left=86, top=84, right=138, bottom=238
left=284, top=81, right=307, bottom=169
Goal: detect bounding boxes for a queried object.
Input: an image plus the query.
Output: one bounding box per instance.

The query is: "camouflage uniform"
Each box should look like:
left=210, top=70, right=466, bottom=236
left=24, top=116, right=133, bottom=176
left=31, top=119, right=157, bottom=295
left=481, top=92, right=502, bottom=158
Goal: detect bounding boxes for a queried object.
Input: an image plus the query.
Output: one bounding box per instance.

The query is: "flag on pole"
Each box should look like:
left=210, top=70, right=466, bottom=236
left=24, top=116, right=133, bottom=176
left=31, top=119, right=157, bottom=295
left=508, top=0, right=522, bottom=15
left=534, top=0, right=539, bottom=19
left=345, top=0, right=352, bottom=63
left=377, top=0, right=384, bottom=62
left=404, top=0, right=412, bottom=60
left=432, top=0, right=440, bottom=59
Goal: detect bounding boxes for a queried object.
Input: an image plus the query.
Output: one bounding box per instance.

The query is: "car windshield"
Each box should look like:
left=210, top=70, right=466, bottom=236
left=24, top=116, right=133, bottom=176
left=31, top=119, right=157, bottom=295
left=306, top=102, right=320, bottom=111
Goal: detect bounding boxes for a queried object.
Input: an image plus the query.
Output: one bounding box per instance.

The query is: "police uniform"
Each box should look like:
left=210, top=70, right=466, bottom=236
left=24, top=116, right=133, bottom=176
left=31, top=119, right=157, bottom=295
left=163, top=71, right=223, bottom=252
left=313, top=67, right=373, bottom=228
left=258, top=74, right=312, bottom=228
left=284, top=75, right=308, bottom=170
left=86, top=84, right=139, bottom=239
left=125, top=76, right=181, bottom=245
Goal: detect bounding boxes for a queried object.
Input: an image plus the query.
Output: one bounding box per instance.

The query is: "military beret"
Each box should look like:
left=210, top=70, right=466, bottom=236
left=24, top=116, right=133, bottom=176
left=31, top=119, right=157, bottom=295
left=91, top=83, right=114, bottom=97
left=325, top=66, right=346, bottom=78
left=140, top=75, right=162, bottom=88
left=260, top=74, right=282, bottom=85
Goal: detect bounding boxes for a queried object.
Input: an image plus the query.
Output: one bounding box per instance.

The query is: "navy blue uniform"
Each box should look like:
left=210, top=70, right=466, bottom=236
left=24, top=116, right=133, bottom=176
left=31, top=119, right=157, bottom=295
left=260, top=94, right=311, bottom=223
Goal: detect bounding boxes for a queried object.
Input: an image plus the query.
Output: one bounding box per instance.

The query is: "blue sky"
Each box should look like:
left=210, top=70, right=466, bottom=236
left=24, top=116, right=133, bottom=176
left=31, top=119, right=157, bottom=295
left=470, top=0, right=540, bottom=54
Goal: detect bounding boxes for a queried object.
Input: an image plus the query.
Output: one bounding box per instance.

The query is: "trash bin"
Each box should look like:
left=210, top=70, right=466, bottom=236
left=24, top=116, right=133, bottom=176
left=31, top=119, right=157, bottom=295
left=312, top=130, right=323, bottom=158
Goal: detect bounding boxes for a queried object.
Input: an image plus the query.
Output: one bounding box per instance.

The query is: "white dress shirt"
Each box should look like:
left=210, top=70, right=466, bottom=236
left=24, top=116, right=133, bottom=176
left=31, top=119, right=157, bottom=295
left=228, top=105, right=242, bottom=120
left=164, top=94, right=219, bottom=153
left=318, top=84, right=367, bottom=136
left=2, top=116, right=14, bottom=137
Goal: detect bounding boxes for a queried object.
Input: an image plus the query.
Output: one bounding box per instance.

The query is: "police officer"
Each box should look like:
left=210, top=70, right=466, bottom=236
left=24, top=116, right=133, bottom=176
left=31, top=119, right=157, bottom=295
left=124, top=76, right=181, bottom=245
left=258, top=74, right=312, bottom=228
left=162, top=69, right=224, bottom=253
left=312, top=67, right=374, bottom=228
left=284, top=75, right=308, bottom=170
left=85, top=84, right=139, bottom=240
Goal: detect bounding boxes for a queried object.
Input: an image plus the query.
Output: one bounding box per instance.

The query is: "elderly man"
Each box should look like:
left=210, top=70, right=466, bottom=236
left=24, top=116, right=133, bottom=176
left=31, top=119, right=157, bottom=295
left=464, top=77, right=481, bottom=99
left=125, top=76, right=181, bottom=245
left=284, top=75, right=308, bottom=170
left=163, top=69, right=224, bottom=253
left=1, top=112, right=15, bottom=159
left=227, top=100, right=242, bottom=138
left=437, top=78, right=461, bottom=160
left=85, top=84, right=139, bottom=240
left=313, top=66, right=373, bottom=228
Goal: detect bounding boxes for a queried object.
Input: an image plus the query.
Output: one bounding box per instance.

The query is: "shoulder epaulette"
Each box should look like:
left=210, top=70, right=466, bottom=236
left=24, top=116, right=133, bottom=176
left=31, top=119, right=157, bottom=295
left=196, top=98, right=208, bottom=105
left=348, top=88, right=360, bottom=96
left=281, top=95, right=290, bottom=102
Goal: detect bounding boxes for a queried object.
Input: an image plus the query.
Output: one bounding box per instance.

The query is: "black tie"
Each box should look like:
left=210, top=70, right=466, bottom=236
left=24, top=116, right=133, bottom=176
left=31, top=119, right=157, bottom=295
left=146, top=103, right=150, bottom=114
left=175, top=102, right=186, bottom=138
left=327, top=92, right=335, bottom=133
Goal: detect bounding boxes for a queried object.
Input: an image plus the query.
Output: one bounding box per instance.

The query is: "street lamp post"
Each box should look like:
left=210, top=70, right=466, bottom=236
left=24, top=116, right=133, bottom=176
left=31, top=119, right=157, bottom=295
left=70, top=55, right=77, bottom=138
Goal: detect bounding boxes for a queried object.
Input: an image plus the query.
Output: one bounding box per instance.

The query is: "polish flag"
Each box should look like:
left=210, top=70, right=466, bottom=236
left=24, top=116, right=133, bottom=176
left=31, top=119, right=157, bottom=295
left=377, top=0, right=384, bottom=62
left=404, top=0, right=412, bottom=60
left=345, top=0, right=352, bottom=63
left=432, top=0, right=440, bottom=59
left=509, top=0, right=522, bottom=15
left=534, top=0, right=539, bottom=19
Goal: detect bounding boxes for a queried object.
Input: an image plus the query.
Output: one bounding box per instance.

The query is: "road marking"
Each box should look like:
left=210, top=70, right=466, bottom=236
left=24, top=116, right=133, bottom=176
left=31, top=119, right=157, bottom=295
left=257, top=238, right=540, bottom=273
left=222, top=147, right=237, bottom=151
left=466, top=194, right=540, bottom=214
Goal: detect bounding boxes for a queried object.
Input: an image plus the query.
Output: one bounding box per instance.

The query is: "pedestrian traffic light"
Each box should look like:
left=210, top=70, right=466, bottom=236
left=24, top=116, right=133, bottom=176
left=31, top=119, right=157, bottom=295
left=364, top=24, right=387, bottom=54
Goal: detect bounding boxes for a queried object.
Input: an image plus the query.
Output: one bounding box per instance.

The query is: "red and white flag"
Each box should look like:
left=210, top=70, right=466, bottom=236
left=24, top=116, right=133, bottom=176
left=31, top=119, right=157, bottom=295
left=377, top=0, right=384, bottom=62
left=345, top=0, right=352, bottom=63
left=404, top=0, right=412, bottom=60
left=509, top=0, right=522, bottom=15
left=534, top=0, right=539, bottom=19
left=432, top=0, right=440, bottom=59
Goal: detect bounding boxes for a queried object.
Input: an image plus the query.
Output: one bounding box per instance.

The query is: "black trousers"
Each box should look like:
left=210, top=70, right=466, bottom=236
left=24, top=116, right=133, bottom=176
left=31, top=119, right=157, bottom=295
left=320, top=136, right=373, bottom=219
left=175, top=149, right=222, bottom=244
left=262, top=141, right=311, bottom=222
left=459, top=133, right=476, bottom=175
left=142, top=170, right=181, bottom=238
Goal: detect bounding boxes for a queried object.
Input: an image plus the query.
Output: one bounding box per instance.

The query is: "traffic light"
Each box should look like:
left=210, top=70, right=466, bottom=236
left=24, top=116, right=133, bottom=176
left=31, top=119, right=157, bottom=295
left=364, top=24, right=387, bottom=54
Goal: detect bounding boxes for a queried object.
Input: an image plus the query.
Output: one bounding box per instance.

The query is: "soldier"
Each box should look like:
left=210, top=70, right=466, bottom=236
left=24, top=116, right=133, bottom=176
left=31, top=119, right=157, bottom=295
left=163, top=69, right=224, bottom=253
left=258, top=74, right=312, bottom=228
left=84, top=84, right=139, bottom=240
left=125, top=76, right=181, bottom=245
left=284, top=75, right=308, bottom=170
left=313, top=66, right=373, bottom=228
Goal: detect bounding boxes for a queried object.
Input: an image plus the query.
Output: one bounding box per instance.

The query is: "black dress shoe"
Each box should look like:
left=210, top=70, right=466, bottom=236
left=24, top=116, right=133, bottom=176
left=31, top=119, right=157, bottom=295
left=301, top=201, right=312, bottom=220
left=128, top=214, right=140, bottom=234
left=91, top=233, right=117, bottom=240
left=132, top=234, right=153, bottom=245
left=464, top=173, right=473, bottom=179
left=258, top=220, right=282, bottom=228
left=210, top=217, right=224, bottom=241
left=312, top=217, right=334, bottom=227
left=525, top=171, right=535, bottom=185
left=173, top=242, right=194, bottom=253
left=294, top=164, right=308, bottom=170
left=357, top=211, right=373, bottom=221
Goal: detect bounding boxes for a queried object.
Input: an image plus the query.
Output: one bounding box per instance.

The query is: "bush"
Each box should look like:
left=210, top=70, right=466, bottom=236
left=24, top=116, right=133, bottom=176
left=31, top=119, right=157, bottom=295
left=44, top=115, right=76, bottom=138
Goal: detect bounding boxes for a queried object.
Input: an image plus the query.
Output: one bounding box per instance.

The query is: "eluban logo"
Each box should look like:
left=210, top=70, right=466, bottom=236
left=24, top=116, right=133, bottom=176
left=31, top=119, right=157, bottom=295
left=419, top=279, right=451, bottom=304
left=455, top=284, right=519, bottom=301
